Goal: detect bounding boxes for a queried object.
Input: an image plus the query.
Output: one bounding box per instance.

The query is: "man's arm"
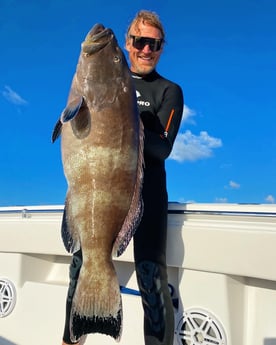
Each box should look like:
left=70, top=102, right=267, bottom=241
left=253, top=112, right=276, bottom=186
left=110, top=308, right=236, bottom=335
left=142, top=83, right=184, bottom=161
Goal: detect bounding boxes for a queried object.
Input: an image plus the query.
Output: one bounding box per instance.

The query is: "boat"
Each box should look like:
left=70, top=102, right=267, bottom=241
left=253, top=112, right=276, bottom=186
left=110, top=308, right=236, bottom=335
left=0, top=202, right=276, bottom=345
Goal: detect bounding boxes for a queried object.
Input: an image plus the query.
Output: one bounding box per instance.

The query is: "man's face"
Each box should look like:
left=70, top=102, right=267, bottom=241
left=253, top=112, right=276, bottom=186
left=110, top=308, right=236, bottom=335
left=125, top=21, right=163, bottom=75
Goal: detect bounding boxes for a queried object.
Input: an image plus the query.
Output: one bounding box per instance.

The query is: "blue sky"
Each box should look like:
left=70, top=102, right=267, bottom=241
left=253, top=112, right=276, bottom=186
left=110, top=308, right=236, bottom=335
left=0, top=0, right=275, bottom=206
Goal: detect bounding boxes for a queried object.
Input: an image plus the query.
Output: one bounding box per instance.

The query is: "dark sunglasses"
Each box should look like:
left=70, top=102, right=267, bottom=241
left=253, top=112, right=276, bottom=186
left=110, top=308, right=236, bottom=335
left=129, top=35, right=163, bottom=52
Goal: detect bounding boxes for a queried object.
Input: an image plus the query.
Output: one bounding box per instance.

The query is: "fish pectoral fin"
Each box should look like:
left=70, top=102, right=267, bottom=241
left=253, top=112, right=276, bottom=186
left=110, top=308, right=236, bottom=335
left=61, top=96, right=84, bottom=123
left=51, top=96, right=85, bottom=143
left=51, top=119, right=62, bottom=143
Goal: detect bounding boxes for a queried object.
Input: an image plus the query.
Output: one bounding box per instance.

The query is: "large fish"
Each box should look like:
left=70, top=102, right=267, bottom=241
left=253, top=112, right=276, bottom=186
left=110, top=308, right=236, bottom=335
left=52, top=24, right=144, bottom=342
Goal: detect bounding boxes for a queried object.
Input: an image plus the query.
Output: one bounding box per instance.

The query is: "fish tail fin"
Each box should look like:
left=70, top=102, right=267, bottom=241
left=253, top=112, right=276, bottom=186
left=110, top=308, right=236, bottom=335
left=69, top=260, right=122, bottom=342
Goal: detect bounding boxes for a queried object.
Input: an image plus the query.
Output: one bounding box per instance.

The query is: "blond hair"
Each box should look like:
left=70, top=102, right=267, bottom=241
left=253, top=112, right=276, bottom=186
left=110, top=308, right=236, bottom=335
left=126, top=10, right=165, bottom=40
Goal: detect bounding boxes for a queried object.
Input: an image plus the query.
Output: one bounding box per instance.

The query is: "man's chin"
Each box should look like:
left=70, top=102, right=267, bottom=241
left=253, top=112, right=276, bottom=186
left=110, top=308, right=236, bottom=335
left=136, top=65, right=154, bottom=75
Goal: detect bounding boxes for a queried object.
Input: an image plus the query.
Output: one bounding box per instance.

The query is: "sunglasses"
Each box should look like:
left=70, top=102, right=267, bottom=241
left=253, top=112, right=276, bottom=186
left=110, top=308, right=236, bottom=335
left=129, top=35, right=163, bottom=52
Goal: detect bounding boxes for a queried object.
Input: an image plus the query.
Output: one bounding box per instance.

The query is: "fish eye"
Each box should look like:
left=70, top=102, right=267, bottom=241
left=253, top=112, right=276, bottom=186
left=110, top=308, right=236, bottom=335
left=113, top=55, right=120, bottom=63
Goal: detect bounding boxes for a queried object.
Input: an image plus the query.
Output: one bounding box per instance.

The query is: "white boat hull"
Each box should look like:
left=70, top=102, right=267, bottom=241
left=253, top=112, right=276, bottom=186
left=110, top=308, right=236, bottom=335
left=0, top=203, right=276, bottom=345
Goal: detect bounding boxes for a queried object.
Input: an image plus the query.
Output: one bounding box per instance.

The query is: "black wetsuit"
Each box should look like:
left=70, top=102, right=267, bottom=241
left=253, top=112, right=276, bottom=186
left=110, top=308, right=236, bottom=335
left=62, top=70, right=183, bottom=345
left=132, top=70, right=183, bottom=345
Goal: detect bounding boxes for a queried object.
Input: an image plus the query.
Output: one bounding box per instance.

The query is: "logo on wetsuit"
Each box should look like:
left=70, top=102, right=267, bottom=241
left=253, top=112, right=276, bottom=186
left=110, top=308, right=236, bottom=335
left=136, top=90, right=150, bottom=107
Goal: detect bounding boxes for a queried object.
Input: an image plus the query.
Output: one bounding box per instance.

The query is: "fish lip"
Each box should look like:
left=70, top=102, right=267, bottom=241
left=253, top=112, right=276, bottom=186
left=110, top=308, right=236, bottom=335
left=88, top=23, right=110, bottom=41
left=82, top=23, right=114, bottom=54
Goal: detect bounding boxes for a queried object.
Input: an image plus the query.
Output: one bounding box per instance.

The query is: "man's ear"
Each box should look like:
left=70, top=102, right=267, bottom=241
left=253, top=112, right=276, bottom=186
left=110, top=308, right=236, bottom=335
left=125, top=38, right=131, bottom=52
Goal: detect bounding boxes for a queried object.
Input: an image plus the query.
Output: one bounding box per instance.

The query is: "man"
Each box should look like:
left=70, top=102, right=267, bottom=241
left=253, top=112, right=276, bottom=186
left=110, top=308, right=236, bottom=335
left=125, top=10, right=183, bottom=345
left=62, top=10, right=183, bottom=345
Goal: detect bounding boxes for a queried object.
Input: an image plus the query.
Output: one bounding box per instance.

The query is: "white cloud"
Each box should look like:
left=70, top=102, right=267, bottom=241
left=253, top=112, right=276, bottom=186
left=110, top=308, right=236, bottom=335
left=182, top=105, right=196, bottom=124
left=169, top=130, right=222, bottom=162
left=229, top=180, right=240, bottom=189
left=215, top=197, right=228, bottom=203
left=265, top=195, right=275, bottom=203
left=2, top=85, right=28, bottom=105
left=177, top=197, right=196, bottom=204
left=224, top=180, right=240, bottom=190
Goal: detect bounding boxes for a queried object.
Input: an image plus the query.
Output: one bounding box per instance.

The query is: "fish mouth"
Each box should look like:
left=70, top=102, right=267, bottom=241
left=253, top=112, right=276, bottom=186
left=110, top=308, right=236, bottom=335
left=81, top=24, right=114, bottom=54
